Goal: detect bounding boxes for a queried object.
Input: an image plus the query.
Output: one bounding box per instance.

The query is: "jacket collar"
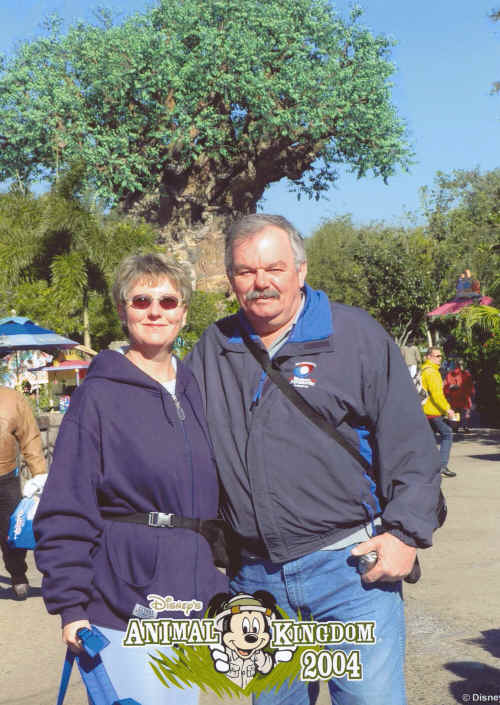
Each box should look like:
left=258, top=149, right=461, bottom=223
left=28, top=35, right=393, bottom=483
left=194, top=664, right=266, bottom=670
left=422, top=359, right=440, bottom=371
left=220, top=283, right=334, bottom=354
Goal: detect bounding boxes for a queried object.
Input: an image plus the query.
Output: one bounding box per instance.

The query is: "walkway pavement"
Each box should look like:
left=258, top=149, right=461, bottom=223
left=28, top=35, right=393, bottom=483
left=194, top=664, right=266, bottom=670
left=1, top=430, right=499, bottom=705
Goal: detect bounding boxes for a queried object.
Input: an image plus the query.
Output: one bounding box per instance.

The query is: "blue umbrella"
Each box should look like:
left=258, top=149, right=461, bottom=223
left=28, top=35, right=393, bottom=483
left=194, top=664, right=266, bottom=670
left=0, top=316, right=79, bottom=388
left=0, top=316, right=78, bottom=351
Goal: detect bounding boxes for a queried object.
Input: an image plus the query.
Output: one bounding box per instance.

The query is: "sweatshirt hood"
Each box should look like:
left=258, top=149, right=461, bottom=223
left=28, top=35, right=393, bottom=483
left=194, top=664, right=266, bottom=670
left=84, top=349, right=191, bottom=394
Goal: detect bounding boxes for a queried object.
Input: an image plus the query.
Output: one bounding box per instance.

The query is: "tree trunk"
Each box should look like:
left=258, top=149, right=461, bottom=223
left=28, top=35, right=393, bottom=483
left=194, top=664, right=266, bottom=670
left=119, top=141, right=319, bottom=292
left=161, top=214, right=231, bottom=294
left=82, top=289, right=91, bottom=349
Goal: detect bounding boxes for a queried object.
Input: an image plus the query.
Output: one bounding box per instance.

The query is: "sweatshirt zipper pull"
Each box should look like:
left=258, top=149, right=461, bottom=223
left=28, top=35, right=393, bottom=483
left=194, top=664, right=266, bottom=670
left=171, top=392, right=186, bottom=421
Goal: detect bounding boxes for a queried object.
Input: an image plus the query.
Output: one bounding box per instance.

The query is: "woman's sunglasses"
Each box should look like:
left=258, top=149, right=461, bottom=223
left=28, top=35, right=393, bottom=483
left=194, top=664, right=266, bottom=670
left=127, top=294, right=180, bottom=310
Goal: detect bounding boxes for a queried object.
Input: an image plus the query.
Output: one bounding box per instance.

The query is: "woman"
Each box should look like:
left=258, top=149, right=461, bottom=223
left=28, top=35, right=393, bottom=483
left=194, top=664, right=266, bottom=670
left=34, top=253, right=228, bottom=705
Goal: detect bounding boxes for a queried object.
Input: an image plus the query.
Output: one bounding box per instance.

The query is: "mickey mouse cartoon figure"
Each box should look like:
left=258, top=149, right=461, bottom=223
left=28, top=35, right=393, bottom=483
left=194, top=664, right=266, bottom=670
left=207, top=591, right=295, bottom=690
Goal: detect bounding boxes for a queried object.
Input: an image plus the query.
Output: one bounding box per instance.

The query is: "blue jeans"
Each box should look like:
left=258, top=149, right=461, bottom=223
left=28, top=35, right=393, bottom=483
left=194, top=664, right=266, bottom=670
left=230, top=546, right=406, bottom=705
left=427, top=416, right=453, bottom=468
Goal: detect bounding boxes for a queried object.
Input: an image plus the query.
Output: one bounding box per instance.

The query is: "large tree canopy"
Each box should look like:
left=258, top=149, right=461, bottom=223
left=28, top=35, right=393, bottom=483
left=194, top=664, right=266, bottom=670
left=0, top=0, right=411, bottom=233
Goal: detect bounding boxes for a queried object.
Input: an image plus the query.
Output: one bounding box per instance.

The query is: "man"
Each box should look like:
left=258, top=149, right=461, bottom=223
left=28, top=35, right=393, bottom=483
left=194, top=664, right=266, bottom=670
left=421, top=348, right=457, bottom=478
left=188, top=214, right=441, bottom=705
left=0, top=386, right=47, bottom=599
left=400, top=341, right=421, bottom=380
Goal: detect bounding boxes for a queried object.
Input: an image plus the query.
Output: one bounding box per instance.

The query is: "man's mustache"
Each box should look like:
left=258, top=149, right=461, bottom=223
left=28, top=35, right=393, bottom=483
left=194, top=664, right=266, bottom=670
left=245, top=289, right=279, bottom=301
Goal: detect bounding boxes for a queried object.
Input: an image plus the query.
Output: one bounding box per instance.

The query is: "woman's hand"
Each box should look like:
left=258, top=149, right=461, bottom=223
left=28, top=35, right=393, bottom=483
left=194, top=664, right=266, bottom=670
left=62, top=619, right=91, bottom=653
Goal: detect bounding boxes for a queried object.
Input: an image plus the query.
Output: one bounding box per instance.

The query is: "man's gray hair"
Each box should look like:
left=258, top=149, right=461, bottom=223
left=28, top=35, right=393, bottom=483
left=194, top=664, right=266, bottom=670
left=225, top=214, right=306, bottom=276
left=112, top=252, right=193, bottom=309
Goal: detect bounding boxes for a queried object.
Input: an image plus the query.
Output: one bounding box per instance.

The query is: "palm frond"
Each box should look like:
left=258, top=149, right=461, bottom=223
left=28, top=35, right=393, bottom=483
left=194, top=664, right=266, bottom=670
left=460, top=304, right=500, bottom=339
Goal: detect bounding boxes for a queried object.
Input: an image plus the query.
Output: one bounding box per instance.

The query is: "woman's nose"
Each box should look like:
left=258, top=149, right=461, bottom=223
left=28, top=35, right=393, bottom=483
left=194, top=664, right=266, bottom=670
left=147, top=299, right=163, bottom=316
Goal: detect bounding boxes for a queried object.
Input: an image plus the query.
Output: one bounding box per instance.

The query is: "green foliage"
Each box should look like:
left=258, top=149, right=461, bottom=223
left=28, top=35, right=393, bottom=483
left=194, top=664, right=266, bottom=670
left=24, top=382, right=56, bottom=414
left=420, top=168, right=500, bottom=302
left=441, top=310, right=499, bottom=427
left=460, top=304, right=500, bottom=338
left=415, top=168, right=500, bottom=425
left=178, top=291, right=238, bottom=357
left=455, top=304, right=500, bottom=425
left=0, top=167, right=156, bottom=349
left=0, top=0, right=411, bottom=225
left=307, top=169, right=500, bottom=422
left=306, top=216, right=436, bottom=339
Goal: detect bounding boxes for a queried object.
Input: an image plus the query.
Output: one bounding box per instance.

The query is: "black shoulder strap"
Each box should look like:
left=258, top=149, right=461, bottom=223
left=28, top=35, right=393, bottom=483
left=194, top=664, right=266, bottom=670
left=242, top=332, right=372, bottom=473
left=243, top=332, right=445, bottom=586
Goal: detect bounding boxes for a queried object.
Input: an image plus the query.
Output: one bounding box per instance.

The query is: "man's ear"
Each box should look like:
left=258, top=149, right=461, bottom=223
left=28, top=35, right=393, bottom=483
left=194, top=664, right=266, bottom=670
left=298, top=261, right=307, bottom=288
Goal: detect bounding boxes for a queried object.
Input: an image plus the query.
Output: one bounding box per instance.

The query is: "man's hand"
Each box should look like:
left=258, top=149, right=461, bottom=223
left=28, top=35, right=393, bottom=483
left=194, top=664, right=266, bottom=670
left=351, top=532, right=417, bottom=583
left=446, top=408, right=455, bottom=420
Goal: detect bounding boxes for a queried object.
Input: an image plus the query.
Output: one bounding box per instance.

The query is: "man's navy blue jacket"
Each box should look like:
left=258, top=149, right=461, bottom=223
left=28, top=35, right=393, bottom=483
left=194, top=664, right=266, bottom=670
left=187, top=284, right=441, bottom=563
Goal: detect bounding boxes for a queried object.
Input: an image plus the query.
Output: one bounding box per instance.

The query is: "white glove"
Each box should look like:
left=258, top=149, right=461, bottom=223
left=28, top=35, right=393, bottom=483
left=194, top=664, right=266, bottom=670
left=209, top=644, right=230, bottom=673
left=23, top=473, right=48, bottom=498
left=274, top=645, right=297, bottom=663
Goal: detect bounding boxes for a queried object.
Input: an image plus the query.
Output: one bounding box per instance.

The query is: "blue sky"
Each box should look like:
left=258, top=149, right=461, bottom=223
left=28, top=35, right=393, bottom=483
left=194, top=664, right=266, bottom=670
left=1, top=0, right=498, bottom=236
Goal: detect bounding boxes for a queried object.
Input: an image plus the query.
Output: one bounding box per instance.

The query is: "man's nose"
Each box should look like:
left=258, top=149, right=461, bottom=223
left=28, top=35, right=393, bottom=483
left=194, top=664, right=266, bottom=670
left=254, top=268, right=270, bottom=289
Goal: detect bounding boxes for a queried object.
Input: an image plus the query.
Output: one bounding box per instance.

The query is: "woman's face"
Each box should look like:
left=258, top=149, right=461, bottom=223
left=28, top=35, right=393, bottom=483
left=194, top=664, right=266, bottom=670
left=119, top=276, right=187, bottom=353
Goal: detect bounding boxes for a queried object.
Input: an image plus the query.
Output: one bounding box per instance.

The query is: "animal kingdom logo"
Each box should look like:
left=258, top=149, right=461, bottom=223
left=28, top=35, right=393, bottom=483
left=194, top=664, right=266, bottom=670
left=206, top=591, right=295, bottom=689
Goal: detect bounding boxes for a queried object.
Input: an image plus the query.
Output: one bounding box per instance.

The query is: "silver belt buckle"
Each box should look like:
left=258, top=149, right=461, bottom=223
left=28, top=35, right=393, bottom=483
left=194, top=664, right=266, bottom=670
left=148, top=512, right=174, bottom=528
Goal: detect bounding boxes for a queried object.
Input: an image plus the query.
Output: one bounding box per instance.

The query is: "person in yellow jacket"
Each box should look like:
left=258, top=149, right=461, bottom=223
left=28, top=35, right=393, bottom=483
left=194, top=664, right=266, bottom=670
left=421, top=348, right=457, bottom=478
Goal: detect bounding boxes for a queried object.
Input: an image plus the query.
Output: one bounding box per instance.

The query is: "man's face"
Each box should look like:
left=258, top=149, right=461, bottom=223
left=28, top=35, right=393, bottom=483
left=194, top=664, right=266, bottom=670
left=428, top=350, right=443, bottom=365
left=229, top=226, right=307, bottom=337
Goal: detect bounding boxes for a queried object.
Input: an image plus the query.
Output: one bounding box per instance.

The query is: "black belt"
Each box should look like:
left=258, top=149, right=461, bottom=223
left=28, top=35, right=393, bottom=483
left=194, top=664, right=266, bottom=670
left=101, top=511, right=236, bottom=569
left=103, top=511, right=202, bottom=530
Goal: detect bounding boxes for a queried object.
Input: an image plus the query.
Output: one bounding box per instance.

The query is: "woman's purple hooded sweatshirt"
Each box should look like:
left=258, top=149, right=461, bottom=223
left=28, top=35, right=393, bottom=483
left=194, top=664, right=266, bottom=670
left=34, top=350, right=228, bottom=630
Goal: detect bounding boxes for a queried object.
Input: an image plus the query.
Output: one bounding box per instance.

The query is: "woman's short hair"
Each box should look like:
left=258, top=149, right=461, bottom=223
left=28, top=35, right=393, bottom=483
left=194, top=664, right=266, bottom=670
left=112, top=253, right=193, bottom=309
left=225, top=214, right=306, bottom=276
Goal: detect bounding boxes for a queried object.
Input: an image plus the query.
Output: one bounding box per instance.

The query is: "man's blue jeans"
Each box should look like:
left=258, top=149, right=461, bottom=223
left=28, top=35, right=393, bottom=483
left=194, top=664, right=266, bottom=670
left=230, top=545, right=406, bottom=705
left=427, top=415, right=453, bottom=468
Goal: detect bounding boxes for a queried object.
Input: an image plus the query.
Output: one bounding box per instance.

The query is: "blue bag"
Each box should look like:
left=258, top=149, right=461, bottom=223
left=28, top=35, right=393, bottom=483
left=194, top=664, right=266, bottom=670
left=57, top=626, right=141, bottom=705
left=7, top=496, right=38, bottom=550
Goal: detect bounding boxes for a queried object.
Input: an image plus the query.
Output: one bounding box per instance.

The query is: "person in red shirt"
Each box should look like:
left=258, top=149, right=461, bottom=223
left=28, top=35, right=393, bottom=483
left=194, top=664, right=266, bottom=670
left=444, top=360, right=475, bottom=431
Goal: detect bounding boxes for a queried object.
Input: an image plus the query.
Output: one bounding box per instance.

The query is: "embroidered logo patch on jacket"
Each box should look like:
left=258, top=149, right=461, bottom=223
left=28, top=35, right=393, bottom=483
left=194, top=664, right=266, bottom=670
left=289, top=362, right=317, bottom=388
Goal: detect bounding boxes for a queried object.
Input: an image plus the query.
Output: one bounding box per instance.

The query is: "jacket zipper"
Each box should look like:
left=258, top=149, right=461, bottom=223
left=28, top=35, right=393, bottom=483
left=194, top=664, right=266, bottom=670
left=169, top=387, right=198, bottom=597
left=170, top=392, right=186, bottom=421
